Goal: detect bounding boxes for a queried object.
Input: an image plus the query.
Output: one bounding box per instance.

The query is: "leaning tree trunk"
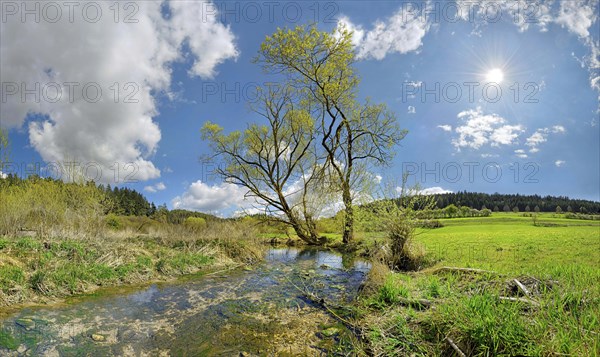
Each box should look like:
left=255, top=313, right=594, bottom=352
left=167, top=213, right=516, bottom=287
left=287, top=215, right=321, bottom=245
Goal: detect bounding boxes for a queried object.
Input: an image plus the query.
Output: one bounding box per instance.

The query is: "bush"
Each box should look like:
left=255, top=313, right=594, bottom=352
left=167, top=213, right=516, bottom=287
left=417, top=219, right=444, bottom=229
left=183, top=217, right=207, bottom=232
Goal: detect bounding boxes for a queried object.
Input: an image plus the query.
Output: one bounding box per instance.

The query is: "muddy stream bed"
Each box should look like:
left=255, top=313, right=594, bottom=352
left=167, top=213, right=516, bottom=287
left=0, top=247, right=371, bottom=356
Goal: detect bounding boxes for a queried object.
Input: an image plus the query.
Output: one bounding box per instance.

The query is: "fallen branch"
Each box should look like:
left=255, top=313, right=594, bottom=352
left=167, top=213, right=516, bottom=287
left=499, top=296, right=540, bottom=307
left=513, top=278, right=531, bottom=297
left=445, top=337, right=466, bottom=357
left=432, top=266, right=503, bottom=275
left=395, top=297, right=432, bottom=310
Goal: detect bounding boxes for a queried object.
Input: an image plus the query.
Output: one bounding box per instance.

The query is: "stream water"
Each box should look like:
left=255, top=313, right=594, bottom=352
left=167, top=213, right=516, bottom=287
left=0, top=247, right=371, bottom=356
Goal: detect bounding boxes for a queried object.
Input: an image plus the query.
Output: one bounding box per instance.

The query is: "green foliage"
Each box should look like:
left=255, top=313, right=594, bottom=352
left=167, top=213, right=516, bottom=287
left=156, top=253, right=212, bottom=274
left=183, top=217, right=207, bottom=232
left=0, top=266, right=25, bottom=292
left=105, top=214, right=120, bottom=229
left=376, top=275, right=409, bottom=305
left=0, top=175, right=106, bottom=237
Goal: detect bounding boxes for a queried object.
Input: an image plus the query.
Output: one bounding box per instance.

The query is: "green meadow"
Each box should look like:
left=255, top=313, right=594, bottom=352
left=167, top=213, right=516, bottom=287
left=355, top=213, right=600, bottom=356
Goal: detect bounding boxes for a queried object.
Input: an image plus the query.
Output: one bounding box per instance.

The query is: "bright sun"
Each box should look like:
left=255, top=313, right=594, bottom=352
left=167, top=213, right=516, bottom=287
left=486, top=68, right=504, bottom=83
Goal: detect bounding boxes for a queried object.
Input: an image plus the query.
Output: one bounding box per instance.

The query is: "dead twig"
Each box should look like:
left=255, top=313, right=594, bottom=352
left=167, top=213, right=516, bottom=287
left=513, top=278, right=531, bottom=297
left=445, top=337, right=466, bottom=357
left=499, top=296, right=540, bottom=307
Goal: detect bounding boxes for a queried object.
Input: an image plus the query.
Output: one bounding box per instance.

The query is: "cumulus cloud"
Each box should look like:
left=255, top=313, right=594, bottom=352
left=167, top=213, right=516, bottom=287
left=336, top=16, right=365, bottom=48
left=437, top=125, right=452, bottom=132
left=555, top=160, right=566, bottom=167
left=451, top=107, right=524, bottom=150
left=525, top=126, right=567, bottom=153
left=337, top=4, right=431, bottom=60
left=0, top=1, right=238, bottom=183
left=419, top=186, right=453, bottom=195
left=407, top=106, right=416, bottom=114
left=144, top=182, right=166, bottom=193
left=171, top=180, right=249, bottom=213
left=555, top=0, right=598, bottom=38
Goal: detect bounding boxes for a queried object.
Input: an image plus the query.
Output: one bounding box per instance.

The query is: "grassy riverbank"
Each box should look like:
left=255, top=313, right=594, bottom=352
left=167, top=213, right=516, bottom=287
left=0, top=221, right=262, bottom=309
left=352, top=213, right=600, bottom=356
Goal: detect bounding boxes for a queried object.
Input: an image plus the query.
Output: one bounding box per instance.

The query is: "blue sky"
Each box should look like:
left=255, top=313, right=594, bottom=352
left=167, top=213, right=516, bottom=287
left=1, top=0, right=599, bottom=215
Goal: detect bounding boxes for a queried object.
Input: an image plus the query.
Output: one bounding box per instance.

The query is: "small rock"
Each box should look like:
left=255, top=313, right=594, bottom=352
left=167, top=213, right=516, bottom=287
left=17, top=345, right=27, bottom=354
left=239, top=352, right=249, bottom=357
left=91, top=334, right=105, bottom=342
left=322, top=327, right=340, bottom=337
left=319, top=264, right=330, bottom=269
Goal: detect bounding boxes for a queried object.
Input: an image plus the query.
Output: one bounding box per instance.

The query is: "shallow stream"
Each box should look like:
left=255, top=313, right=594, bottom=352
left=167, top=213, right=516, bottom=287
left=0, top=247, right=371, bottom=356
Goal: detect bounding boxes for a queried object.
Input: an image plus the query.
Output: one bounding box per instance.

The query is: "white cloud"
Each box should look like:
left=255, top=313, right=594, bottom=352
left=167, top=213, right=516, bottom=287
left=398, top=186, right=452, bottom=196
left=525, top=131, right=547, bottom=148
left=438, top=125, right=452, bottom=132
left=0, top=1, right=238, bottom=183
left=514, top=149, right=528, bottom=159
left=144, top=182, right=166, bottom=193
left=451, top=107, right=523, bottom=150
left=338, top=4, right=431, bottom=60
left=555, top=0, right=598, bottom=38
left=525, top=126, right=566, bottom=153
left=555, top=160, right=566, bottom=167
left=171, top=180, right=249, bottom=213
left=481, top=153, right=499, bottom=158
left=419, top=186, right=453, bottom=195
left=336, top=16, right=365, bottom=48
left=456, top=0, right=553, bottom=33
left=407, top=106, right=416, bottom=114
left=490, top=125, right=524, bottom=146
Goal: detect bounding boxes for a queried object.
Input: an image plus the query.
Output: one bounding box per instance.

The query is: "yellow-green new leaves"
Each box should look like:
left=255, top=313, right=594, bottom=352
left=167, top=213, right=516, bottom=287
left=257, top=25, right=359, bottom=107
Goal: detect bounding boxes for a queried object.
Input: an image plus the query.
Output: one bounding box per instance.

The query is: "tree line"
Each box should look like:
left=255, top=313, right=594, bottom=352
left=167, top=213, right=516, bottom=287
left=431, top=191, right=600, bottom=214
left=0, top=174, right=220, bottom=224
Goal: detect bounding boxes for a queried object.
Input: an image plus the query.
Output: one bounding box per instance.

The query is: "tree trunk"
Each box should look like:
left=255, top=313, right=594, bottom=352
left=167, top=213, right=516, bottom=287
left=342, top=187, right=354, bottom=244
left=288, top=215, right=320, bottom=245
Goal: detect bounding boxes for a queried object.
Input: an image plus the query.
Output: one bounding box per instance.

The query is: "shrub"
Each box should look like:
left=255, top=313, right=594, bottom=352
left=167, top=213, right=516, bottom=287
left=418, top=219, right=444, bottom=229
left=183, top=217, right=207, bottom=232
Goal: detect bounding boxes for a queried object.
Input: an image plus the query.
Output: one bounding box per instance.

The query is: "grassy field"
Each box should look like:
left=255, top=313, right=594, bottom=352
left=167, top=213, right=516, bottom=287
left=353, top=213, right=600, bottom=356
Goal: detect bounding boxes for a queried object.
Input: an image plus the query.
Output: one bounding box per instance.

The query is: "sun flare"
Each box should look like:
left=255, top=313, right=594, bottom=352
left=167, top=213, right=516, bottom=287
left=486, top=68, right=504, bottom=83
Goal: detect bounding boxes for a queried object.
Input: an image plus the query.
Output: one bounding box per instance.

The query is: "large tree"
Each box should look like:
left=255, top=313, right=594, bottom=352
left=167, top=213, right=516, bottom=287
left=256, top=25, right=406, bottom=243
left=202, top=85, right=326, bottom=244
